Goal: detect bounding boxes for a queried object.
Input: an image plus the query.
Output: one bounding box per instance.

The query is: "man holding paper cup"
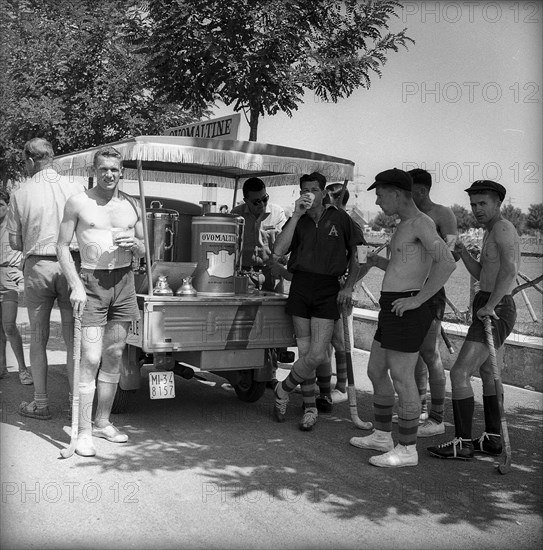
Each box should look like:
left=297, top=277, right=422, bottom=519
left=350, top=168, right=455, bottom=467
left=57, top=146, right=145, bottom=457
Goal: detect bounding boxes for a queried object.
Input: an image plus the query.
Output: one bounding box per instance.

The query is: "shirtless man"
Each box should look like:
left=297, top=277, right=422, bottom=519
left=408, top=168, right=458, bottom=437
left=57, top=146, right=145, bottom=457
left=349, top=168, right=455, bottom=468
left=428, top=180, right=519, bottom=460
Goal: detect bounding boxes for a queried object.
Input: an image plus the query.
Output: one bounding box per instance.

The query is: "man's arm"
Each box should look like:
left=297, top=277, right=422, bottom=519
left=338, top=245, right=360, bottom=305
left=7, top=199, right=23, bottom=251
left=440, top=206, right=459, bottom=250
left=273, top=196, right=307, bottom=257
left=455, top=240, right=482, bottom=279
left=477, top=221, right=519, bottom=319
left=56, top=196, right=87, bottom=316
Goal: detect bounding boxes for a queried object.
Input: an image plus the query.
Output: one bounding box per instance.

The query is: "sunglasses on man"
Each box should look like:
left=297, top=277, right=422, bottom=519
left=248, top=194, right=269, bottom=206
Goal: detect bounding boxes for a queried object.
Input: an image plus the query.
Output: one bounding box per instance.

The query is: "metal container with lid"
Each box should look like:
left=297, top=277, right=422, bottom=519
left=146, top=200, right=179, bottom=263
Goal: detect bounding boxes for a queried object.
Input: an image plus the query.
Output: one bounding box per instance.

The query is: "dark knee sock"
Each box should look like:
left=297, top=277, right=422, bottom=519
left=452, top=397, right=474, bottom=440
left=483, top=394, right=501, bottom=435
left=281, top=367, right=305, bottom=394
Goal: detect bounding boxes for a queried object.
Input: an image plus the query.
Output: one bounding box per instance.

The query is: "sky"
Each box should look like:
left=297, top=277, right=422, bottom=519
left=211, top=0, right=542, bottom=219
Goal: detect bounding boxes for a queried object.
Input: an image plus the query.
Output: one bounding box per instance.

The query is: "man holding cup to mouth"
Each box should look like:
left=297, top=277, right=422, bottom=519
left=57, top=146, right=145, bottom=457
left=273, top=172, right=364, bottom=431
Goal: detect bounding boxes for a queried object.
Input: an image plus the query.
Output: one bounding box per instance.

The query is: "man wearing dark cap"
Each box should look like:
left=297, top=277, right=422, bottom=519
left=408, top=168, right=458, bottom=438
left=428, top=180, right=519, bottom=461
left=350, top=168, right=455, bottom=467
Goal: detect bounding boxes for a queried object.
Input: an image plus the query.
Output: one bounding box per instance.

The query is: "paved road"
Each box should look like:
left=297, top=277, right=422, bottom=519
left=1, top=308, right=542, bottom=549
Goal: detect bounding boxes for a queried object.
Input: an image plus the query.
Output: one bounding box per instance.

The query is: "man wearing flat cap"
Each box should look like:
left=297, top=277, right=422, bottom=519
left=350, top=168, right=456, bottom=467
left=428, top=180, right=519, bottom=461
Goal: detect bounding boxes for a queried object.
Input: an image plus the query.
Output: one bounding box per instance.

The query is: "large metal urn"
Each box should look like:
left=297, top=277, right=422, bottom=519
left=146, top=200, right=179, bottom=262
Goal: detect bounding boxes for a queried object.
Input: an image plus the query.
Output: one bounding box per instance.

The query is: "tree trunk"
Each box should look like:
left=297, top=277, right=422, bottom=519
left=248, top=108, right=259, bottom=141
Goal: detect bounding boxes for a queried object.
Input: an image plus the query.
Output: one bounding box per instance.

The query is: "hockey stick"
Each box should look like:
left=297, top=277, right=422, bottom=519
left=60, top=315, right=81, bottom=459
left=343, top=304, right=373, bottom=430
left=483, top=316, right=512, bottom=474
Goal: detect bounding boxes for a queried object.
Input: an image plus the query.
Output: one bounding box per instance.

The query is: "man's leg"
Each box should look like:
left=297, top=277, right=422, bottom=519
left=76, top=325, right=104, bottom=456
left=0, top=307, right=7, bottom=376
left=418, top=320, right=447, bottom=436
left=330, top=317, right=348, bottom=403
left=427, top=340, right=488, bottom=460
left=1, top=300, right=29, bottom=377
left=274, top=316, right=334, bottom=429
left=414, top=357, right=428, bottom=418
left=365, top=348, right=420, bottom=468
left=19, top=304, right=53, bottom=419
left=473, top=355, right=504, bottom=455
left=350, top=340, right=395, bottom=452
left=93, top=321, right=130, bottom=442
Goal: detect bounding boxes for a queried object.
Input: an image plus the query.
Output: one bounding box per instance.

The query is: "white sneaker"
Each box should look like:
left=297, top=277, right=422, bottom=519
left=330, top=388, right=348, bottom=404
left=369, top=444, right=418, bottom=468
left=350, top=430, right=394, bottom=452
left=418, top=418, right=445, bottom=438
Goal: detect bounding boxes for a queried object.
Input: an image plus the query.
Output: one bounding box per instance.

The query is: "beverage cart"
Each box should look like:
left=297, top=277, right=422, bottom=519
left=56, top=136, right=355, bottom=412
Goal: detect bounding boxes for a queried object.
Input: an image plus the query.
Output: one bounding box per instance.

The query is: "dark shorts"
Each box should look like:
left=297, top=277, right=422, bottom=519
left=286, top=271, right=340, bottom=320
left=427, top=287, right=446, bottom=321
left=465, top=291, right=516, bottom=349
left=374, top=291, right=433, bottom=353
left=80, top=266, right=140, bottom=327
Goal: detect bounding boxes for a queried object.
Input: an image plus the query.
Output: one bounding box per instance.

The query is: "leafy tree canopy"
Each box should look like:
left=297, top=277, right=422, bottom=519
left=501, top=204, right=526, bottom=235
left=526, top=203, right=543, bottom=233
left=371, top=211, right=397, bottom=232
left=0, top=0, right=208, bottom=185
left=147, top=0, right=413, bottom=140
left=451, top=203, right=475, bottom=233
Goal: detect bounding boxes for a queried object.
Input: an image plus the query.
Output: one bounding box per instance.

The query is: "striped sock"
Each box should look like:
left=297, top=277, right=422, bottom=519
left=334, top=352, right=347, bottom=392
left=317, top=375, right=332, bottom=399
left=280, top=366, right=305, bottom=394
left=34, top=392, right=49, bottom=409
left=301, top=378, right=317, bottom=409
left=398, top=415, right=419, bottom=446
left=429, top=379, right=446, bottom=423
left=373, top=394, right=395, bottom=432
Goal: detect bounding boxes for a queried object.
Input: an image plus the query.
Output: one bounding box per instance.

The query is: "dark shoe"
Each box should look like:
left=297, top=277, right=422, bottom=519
left=316, top=395, right=333, bottom=414
left=273, top=382, right=289, bottom=422
left=19, top=400, right=52, bottom=420
left=472, top=432, right=502, bottom=456
left=427, top=437, right=474, bottom=460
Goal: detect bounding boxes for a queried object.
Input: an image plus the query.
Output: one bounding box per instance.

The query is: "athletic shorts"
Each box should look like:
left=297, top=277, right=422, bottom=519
left=0, top=267, right=19, bottom=303
left=465, top=291, right=516, bottom=349
left=427, top=287, right=446, bottom=321
left=286, top=271, right=341, bottom=320
left=23, top=255, right=74, bottom=311
left=374, top=291, right=433, bottom=353
left=80, top=265, right=140, bottom=327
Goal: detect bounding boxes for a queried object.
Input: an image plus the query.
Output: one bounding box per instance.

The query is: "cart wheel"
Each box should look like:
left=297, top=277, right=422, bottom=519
left=234, top=371, right=266, bottom=403
left=111, top=387, right=136, bottom=414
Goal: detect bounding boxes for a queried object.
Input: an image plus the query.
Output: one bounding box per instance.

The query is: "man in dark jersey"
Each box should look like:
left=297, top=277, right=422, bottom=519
left=350, top=168, right=455, bottom=467
left=273, top=172, right=364, bottom=431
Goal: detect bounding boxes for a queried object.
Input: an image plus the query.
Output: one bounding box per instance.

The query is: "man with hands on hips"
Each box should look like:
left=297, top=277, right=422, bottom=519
left=350, top=168, right=455, bottom=468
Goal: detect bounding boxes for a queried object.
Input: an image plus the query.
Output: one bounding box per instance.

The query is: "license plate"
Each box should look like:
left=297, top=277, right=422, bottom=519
left=149, top=371, right=176, bottom=400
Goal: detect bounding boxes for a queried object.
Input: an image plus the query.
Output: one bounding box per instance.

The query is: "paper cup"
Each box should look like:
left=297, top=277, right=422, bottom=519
left=304, top=192, right=315, bottom=209
left=357, top=245, right=368, bottom=264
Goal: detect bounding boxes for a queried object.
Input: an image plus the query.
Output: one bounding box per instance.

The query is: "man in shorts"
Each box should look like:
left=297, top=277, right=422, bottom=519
left=7, top=138, right=85, bottom=419
left=428, top=180, right=519, bottom=460
left=57, top=146, right=145, bottom=457
left=273, top=172, right=364, bottom=431
left=350, top=168, right=455, bottom=467
left=408, top=168, right=458, bottom=437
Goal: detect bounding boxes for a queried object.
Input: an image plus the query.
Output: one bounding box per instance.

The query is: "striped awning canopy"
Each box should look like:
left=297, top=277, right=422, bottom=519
left=55, top=135, right=355, bottom=188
